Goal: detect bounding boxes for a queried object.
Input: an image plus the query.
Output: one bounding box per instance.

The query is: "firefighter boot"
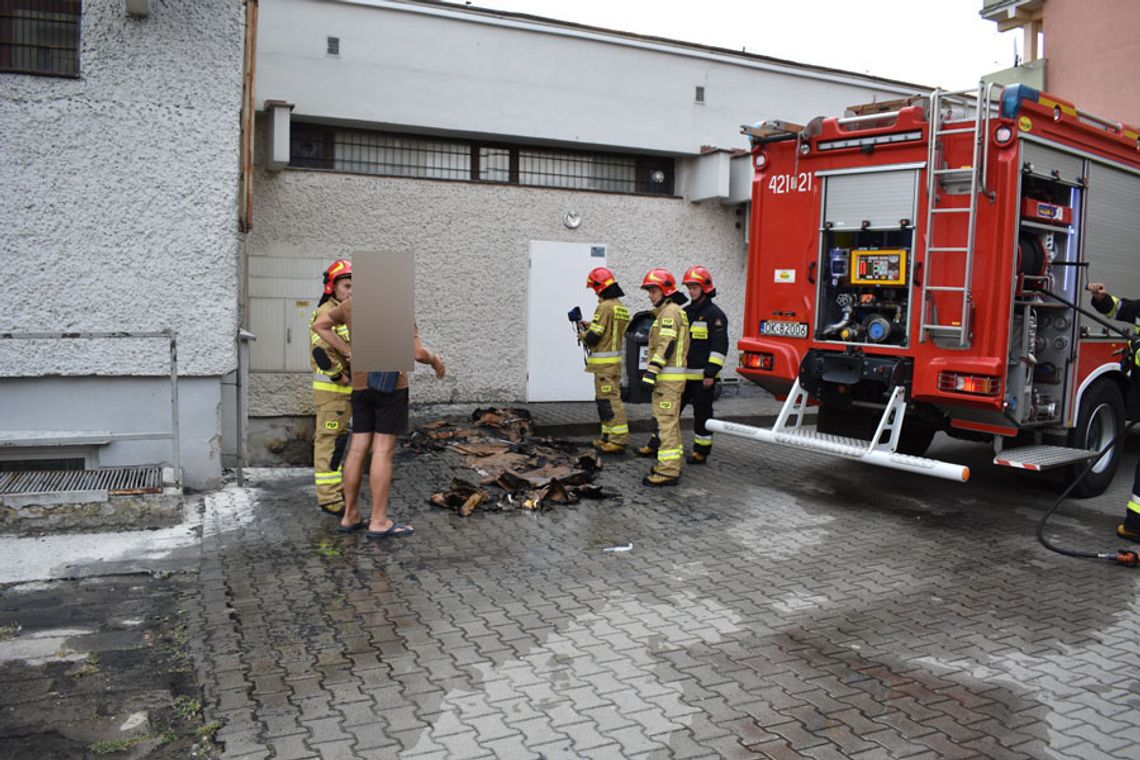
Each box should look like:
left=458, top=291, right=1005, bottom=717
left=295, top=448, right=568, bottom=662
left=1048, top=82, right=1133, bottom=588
left=1117, top=498, right=1140, bottom=541
left=643, top=471, right=680, bottom=487
left=596, top=441, right=626, bottom=454
left=636, top=435, right=660, bottom=458
left=689, top=433, right=712, bottom=464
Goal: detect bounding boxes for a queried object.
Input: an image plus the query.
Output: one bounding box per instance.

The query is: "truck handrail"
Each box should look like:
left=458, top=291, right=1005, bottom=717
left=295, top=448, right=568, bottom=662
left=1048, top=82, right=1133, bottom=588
left=836, top=111, right=903, bottom=128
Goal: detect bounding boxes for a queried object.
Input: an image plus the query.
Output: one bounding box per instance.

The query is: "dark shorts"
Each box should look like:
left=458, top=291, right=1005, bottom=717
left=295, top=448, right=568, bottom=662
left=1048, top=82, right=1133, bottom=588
left=351, top=387, right=409, bottom=435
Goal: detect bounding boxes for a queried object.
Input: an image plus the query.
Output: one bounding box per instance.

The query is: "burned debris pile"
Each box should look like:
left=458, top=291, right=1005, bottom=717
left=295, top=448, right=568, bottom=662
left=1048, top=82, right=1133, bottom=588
left=407, top=408, right=611, bottom=515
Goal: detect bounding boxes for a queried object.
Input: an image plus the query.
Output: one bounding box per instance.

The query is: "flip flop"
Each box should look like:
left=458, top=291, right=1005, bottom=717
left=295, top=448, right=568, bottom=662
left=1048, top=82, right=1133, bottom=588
left=366, top=523, right=414, bottom=539
left=336, top=520, right=366, bottom=533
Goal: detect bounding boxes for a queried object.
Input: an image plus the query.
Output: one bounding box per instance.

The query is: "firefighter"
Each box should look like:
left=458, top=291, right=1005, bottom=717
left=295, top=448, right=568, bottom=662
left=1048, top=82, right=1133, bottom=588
left=637, top=268, right=690, bottom=486
left=681, top=266, right=729, bottom=463
left=579, top=267, right=631, bottom=453
left=309, top=259, right=353, bottom=517
left=1088, top=281, right=1140, bottom=540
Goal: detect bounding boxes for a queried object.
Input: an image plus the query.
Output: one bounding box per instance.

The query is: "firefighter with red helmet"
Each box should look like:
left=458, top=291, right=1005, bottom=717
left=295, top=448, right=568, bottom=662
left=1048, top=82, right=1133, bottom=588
left=1089, top=281, right=1140, bottom=540
left=637, top=268, right=690, bottom=486
left=681, top=266, right=729, bottom=463
left=309, top=258, right=353, bottom=516
left=579, top=267, right=632, bottom=453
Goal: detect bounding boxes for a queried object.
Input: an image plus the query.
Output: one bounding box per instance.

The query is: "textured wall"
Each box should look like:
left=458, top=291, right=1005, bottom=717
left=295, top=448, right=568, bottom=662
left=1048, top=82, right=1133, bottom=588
left=247, top=153, right=748, bottom=414
left=0, top=0, right=245, bottom=377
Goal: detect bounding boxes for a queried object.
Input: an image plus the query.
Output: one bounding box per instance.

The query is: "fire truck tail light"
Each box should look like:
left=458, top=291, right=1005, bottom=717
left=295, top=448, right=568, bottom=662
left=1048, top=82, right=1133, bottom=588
left=994, top=125, right=1014, bottom=145
left=742, top=352, right=775, bottom=371
left=754, top=152, right=768, bottom=170
left=938, top=372, right=1001, bottom=396
left=798, top=141, right=811, bottom=156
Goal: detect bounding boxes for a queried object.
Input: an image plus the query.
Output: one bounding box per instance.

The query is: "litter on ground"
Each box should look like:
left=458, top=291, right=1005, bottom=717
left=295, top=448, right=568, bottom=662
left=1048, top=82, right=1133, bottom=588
left=407, top=407, right=613, bottom=516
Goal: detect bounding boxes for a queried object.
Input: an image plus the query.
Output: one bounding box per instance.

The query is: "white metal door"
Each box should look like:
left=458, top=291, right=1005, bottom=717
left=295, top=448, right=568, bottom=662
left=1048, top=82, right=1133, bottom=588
left=527, top=241, right=608, bottom=401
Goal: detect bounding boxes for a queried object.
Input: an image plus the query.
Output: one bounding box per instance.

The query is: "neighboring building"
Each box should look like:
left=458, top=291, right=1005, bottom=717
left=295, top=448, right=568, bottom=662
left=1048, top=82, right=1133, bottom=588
left=0, top=0, right=248, bottom=489
left=246, top=0, right=927, bottom=458
left=981, top=0, right=1140, bottom=124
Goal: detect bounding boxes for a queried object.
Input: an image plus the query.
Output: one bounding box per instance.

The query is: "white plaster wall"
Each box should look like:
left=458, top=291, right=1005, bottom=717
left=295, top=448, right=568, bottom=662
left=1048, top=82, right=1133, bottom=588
left=247, top=156, right=748, bottom=415
left=257, top=0, right=923, bottom=155
left=0, top=0, right=245, bottom=377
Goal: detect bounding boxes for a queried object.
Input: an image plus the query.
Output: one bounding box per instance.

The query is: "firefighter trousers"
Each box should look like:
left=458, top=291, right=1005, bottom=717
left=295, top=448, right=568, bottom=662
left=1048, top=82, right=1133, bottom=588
left=593, top=369, right=629, bottom=445
left=313, top=389, right=351, bottom=512
left=681, top=379, right=715, bottom=456
left=652, top=381, right=685, bottom=478
left=1125, top=460, right=1140, bottom=534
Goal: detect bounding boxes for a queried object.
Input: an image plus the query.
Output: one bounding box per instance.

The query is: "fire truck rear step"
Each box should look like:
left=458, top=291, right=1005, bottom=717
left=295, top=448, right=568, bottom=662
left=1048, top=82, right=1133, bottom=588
left=707, top=379, right=970, bottom=483
left=993, top=445, right=1102, bottom=471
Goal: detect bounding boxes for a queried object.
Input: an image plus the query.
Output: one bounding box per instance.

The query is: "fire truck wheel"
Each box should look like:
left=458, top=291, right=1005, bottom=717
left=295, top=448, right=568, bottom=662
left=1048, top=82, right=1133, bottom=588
left=1065, top=379, right=1125, bottom=498
left=896, top=419, right=937, bottom=457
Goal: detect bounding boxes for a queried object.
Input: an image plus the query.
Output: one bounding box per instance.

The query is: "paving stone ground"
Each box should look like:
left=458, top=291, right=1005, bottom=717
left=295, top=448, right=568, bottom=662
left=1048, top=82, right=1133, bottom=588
left=182, top=400, right=1140, bottom=760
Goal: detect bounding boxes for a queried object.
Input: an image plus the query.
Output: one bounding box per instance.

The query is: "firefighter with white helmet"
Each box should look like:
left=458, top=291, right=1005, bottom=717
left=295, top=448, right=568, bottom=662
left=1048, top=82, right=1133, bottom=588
left=681, top=266, right=730, bottom=463
left=1089, top=281, right=1140, bottom=540
left=309, top=258, right=353, bottom=516
left=637, top=268, right=690, bottom=486
left=579, top=267, right=631, bottom=453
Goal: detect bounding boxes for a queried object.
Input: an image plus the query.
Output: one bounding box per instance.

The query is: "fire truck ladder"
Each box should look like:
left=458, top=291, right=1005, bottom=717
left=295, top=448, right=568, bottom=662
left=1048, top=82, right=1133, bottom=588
left=919, top=83, right=993, bottom=348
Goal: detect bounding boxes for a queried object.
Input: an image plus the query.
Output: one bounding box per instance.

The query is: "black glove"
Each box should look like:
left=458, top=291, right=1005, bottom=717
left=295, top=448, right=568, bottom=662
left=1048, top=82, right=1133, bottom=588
left=640, top=371, right=657, bottom=395
left=567, top=306, right=582, bottom=323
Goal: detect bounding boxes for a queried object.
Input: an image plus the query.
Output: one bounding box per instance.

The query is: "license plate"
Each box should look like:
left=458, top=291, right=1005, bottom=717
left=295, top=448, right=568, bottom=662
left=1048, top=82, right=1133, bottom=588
left=760, top=320, right=809, bottom=338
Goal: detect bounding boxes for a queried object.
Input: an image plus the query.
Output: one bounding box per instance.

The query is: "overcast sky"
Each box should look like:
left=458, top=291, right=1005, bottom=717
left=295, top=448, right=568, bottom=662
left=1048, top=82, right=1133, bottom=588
left=450, top=0, right=1021, bottom=89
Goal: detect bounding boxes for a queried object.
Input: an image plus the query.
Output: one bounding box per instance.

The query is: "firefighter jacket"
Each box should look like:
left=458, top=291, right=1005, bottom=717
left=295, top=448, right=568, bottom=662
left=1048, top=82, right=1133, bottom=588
left=310, top=299, right=352, bottom=394
left=1094, top=293, right=1140, bottom=371
left=643, top=300, right=690, bottom=386
left=684, top=297, right=729, bottom=381
left=582, top=297, right=630, bottom=373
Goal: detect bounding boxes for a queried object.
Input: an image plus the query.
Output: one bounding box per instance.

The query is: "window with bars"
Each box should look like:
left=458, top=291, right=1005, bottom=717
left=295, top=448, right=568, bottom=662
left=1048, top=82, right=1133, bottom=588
left=289, top=123, right=675, bottom=196
left=0, top=0, right=81, bottom=78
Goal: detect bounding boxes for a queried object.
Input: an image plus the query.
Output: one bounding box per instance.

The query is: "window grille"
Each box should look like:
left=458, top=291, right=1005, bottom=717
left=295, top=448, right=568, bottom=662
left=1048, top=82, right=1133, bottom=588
left=519, top=149, right=637, bottom=193
left=0, top=0, right=81, bottom=78
left=335, top=131, right=471, bottom=180
left=289, top=123, right=675, bottom=196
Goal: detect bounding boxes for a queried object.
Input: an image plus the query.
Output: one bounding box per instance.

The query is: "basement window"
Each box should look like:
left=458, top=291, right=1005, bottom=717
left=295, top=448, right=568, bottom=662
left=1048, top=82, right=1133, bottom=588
left=289, top=123, right=675, bottom=196
left=0, top=0, right=81, bottom=78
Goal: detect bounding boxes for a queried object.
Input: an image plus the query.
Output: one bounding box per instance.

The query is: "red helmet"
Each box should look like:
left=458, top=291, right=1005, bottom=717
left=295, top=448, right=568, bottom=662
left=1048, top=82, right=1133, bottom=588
left=586, top=267, right=619, bottom=294
left=682, top=266, right=715, bottom=295
left=322, top=258, right=352, bottom=295
left=641, top=268, right=678, bottom=297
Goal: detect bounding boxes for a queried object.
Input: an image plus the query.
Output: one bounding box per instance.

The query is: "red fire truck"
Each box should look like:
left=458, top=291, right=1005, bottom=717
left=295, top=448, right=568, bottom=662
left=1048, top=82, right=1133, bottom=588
left=711, top=84, right=1140, bottom=496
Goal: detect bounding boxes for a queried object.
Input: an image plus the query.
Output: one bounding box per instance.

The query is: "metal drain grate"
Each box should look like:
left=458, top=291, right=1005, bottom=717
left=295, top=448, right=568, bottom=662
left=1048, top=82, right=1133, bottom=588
left=0, top=466, right=163, bottom=496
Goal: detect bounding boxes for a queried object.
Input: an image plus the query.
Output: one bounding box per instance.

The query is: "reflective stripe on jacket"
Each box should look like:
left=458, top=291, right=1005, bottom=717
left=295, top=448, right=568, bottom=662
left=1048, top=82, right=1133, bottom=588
left=310, top=298, right=352, bottom=390
left=645, top=300, right=689, bottom=383
left=684, top=297, right=729, bottom=381
left=585, top=297, right=630, bottom=373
